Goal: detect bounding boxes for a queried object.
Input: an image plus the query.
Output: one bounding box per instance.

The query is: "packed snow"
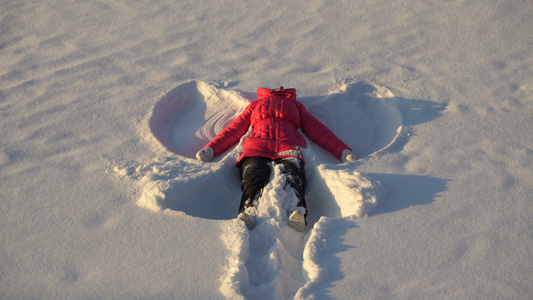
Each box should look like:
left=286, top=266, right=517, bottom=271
left=114, top=80, right=389, bottom=299
left=1, top=0, right=532, bottom=299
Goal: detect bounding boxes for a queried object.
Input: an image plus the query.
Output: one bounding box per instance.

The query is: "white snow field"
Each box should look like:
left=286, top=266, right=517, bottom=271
left=1, top=0, right=532, bottom=299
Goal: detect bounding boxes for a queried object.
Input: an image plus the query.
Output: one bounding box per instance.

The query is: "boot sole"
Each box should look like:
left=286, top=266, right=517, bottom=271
left=238, top=212, right=256, bottom=230
left=288, top=211, right=306, bottom=232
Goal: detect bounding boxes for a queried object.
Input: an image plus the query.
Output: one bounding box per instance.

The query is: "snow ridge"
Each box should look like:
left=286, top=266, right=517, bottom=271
left=220, top=165, right=307, bottom=299
left=219, top=162, right=386, bottom=299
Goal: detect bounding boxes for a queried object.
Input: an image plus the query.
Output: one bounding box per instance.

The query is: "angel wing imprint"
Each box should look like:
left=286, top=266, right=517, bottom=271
left=131, top=80, right=401, bottom=221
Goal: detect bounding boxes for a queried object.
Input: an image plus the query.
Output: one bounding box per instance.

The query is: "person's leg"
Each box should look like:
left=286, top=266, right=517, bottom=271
left=238, top=157, right=271, bottom=213
left=277, top=158, right=307, bottom=210
left=276, top=158, right=307, bottom=231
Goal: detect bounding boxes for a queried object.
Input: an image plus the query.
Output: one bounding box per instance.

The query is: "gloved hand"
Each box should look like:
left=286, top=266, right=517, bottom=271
left=341, top=149, right=356, bottom=163
left=196, top=147, right=214, bottom=162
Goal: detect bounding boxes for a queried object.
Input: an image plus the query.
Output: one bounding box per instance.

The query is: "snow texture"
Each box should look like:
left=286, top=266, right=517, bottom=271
left=115, top=80, right=388, bottom=299
left=1, top=0, right=532, bottom=299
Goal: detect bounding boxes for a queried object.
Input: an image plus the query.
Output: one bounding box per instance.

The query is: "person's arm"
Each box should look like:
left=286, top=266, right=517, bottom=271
left=196, top=103, right=253, bottom=161
left=298, top=102, right=355, bottom=162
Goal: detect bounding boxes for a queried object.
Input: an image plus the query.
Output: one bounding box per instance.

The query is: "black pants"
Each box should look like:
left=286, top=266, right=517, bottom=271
left=238, top=157, right=307, bottom=215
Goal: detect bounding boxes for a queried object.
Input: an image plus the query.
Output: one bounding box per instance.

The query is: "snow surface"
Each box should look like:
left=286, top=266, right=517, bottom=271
left=1, top=0, right=532, bottom=299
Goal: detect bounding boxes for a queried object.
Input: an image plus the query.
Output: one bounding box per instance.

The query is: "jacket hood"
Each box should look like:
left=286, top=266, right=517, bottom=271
left=257, top=87, right=297, bottom=99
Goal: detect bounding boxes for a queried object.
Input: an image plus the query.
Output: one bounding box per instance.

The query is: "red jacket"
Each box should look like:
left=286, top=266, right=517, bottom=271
left=206, top=88, right=351, bottom=165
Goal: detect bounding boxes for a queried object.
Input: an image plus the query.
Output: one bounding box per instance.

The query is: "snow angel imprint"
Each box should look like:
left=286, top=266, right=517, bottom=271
left=196, top=87, right=355, bottom=232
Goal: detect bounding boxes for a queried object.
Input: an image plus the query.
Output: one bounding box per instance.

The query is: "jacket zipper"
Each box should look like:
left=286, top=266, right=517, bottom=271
left=271, top=96, right=277, bottom=152
left=271, top=96, right=276, bottom=123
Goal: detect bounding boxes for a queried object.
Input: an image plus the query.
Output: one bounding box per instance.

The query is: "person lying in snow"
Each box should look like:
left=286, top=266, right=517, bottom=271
left=196, top=87, right=355, bottom=232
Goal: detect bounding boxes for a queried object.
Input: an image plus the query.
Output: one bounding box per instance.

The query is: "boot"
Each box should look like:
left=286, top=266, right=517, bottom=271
left=288, top=210, right=306, bottom=232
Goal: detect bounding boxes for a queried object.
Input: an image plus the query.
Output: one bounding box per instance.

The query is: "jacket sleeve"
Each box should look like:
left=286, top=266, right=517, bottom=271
left=298, top=101, right=351, bottom=160
left=205, top=103, right=253, bottom=157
